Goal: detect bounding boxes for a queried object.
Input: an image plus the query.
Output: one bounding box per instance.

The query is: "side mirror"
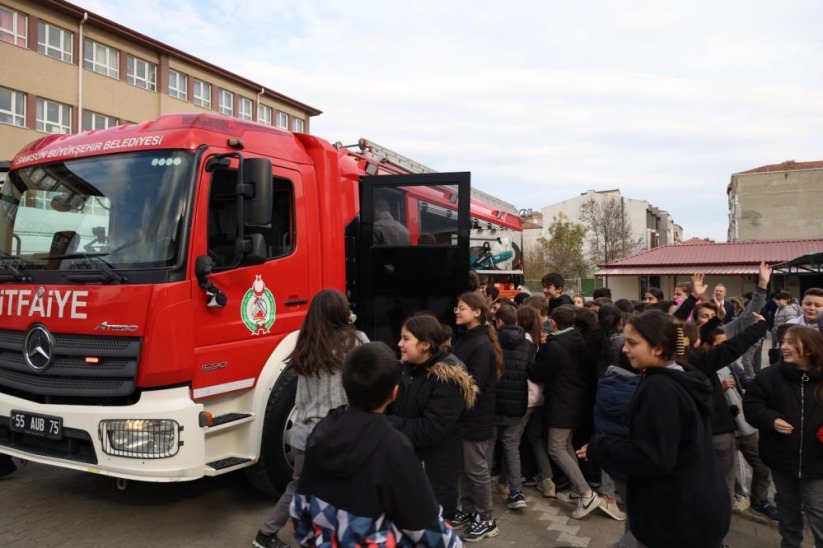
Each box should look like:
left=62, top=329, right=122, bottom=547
left=194, top=255, right=227, bottom=308
left=243, top=158, right=272, bottom=226
left=194, top=255, right=214, bottom=288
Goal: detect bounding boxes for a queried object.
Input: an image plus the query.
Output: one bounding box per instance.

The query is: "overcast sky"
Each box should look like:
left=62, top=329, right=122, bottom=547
left=79, top=0, right=823, bottom=242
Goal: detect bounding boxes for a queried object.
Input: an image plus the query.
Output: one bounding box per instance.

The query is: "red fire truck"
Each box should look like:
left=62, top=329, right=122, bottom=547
left=0, top=113, right=522, bottom=495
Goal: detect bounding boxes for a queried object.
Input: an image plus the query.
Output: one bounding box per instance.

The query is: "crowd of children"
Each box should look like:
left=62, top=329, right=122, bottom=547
left=242, top=269, right=823, bottom=547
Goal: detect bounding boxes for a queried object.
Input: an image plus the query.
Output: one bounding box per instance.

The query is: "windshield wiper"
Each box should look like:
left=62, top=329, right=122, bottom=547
left=46, top=252, right=128, bottom=284
left=0, top=251, right=30, bottom=283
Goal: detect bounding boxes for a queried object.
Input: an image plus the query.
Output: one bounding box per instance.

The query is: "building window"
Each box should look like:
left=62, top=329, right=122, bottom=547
left=0, top=87, right=25, bottom=127
left=276, top=111, right=288, bottom=129
left=0, top=5, right=27, bottom=47
left=126, top=55, right=157, bottom=91
left=292, top=118, right=304, bottom=132
left=218, top=89, right=233, bottom=116
left=168, top=69, right=188, bottom=101
left=83, top=39, right=119, bottom=78
left=36, top=97, right=72, bottom=134
left=37, top=21, right=73, bottom=62
left=257, top=104, right=272, bottom=125
left=238, top=97, right=253, bottom=120
left=82, top=110, right=117, bottom=131
left=193, top=79, right=211, bottom=108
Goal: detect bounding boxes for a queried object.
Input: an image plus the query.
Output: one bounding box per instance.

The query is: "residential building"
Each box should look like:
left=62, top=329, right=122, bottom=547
left=727, top=160, right=823, bottom=242
left=0, top=0, right=321, bottom=161
left=538, top=189, right=682, bottom=267
left=520, top=209, right=543, bottom=258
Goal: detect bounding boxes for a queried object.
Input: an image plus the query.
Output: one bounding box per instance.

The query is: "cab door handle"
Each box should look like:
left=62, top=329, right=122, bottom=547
left=284, top=297, right=308, bottom=306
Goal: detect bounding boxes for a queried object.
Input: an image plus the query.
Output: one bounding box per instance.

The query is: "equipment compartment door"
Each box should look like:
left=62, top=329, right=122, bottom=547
left=356, top=172, right=471, bottom=348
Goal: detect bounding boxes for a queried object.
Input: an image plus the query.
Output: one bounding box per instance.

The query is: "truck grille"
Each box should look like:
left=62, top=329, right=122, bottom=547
left=0, top=329, right=140, bottom=401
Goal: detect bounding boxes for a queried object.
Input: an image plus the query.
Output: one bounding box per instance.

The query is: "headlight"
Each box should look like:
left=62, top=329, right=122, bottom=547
left=99, top=419, right=181, bottom=459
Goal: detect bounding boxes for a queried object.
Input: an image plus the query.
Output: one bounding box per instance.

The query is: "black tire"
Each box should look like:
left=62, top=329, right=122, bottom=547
left=245, top=367, right=298, bottom=497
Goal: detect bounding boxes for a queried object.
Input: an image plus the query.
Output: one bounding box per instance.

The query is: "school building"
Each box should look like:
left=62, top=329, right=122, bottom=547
left=0, top=0, right=321, bottom=162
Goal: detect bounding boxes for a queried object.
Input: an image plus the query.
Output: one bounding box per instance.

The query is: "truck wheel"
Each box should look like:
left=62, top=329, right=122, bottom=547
left=245, top=367, right=298, bottom=497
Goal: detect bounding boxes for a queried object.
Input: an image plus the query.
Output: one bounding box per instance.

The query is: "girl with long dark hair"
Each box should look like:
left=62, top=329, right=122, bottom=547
left=451, top=291, right=504, bottom=542
left=253, top=289, right=366, bottom=548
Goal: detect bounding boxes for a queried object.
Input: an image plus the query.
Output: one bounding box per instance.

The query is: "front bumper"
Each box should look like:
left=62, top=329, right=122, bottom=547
left=0, top=386, right=205, bottom=482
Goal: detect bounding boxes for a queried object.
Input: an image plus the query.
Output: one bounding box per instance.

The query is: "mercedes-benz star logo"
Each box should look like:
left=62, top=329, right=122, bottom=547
left=23, top=324, right=55, bottom=372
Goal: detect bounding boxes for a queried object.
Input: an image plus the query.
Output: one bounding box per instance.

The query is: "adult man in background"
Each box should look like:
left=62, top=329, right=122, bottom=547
left=373, top=199, right=410, bottom=245
left=714, top=284, right=736, bottom=325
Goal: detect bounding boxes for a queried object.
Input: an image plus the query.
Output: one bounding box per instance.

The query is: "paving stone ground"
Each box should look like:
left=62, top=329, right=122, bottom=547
left=472, top=485, right=788, bottom=547
left=0, top=460, right=797, bottom=547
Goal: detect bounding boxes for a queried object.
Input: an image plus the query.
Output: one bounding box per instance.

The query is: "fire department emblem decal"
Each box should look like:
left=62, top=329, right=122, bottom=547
left=241, top=275, right=276, bottom=335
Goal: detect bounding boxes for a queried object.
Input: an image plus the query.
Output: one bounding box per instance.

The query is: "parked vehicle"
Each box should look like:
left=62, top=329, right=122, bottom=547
left=0, top=113, right=521, bottom=495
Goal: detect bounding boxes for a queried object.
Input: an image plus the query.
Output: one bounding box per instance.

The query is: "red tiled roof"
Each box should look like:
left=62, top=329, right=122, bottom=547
left=737, top=160, right=823, bottom=175
left=680, top=237, right=716, bottom=245
left=595, top=238, right=823, bottom=276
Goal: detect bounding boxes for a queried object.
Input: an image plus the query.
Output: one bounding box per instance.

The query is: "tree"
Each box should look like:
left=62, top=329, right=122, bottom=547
left=578, top=195, right=644, bottom=266
left=524, top=212, right=588, bottom=282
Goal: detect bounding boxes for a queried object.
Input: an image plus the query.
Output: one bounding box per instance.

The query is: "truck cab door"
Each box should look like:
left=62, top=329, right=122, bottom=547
left=193, top=165, right=309, bottom=397
left=354, top=172, right=471, bottom=348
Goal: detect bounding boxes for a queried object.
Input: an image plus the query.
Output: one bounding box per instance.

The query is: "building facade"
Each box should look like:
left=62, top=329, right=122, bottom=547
left=537, top=189, right=681, bottom=265
left=0, top=0, right=321, bottom=161
left=727, top=160, right=823, bottom=242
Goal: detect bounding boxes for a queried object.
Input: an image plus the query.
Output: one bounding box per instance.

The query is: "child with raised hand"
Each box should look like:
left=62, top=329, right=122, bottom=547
left=452, top=291, right=504, bottom=542
left=389, top=313, right=477, bottom=525
left=291, top=342, right=461, bottom=548
left=678, top=312, right=769, bottom=514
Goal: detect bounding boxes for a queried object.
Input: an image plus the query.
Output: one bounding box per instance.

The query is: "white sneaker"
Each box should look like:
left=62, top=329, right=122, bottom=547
left=571, top=492, right=602, bottom=519
left=555, top=490, right=580, bottom=504
left=598, top=496, right=627, bottom=521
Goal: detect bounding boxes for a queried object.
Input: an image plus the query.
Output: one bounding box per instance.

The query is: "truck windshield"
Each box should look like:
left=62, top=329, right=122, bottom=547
left=0, top=151, right=192, bottom=270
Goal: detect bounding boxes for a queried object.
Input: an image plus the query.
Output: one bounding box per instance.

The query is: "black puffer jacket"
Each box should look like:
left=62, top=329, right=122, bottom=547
left=548, top=294, right=574, bottom=315
left=453, top=325, right=497, bottom=441
left=494, top=325, right=534, bottom=418
left=388, top=350, right=477, bottom=450
left=534, top=328, right=588, bottom=429
left=743, top=362, right=823, bottom=479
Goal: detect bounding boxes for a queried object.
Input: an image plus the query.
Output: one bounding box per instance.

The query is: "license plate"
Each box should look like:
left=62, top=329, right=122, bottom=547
left=9, top=410, right=63, bottom=440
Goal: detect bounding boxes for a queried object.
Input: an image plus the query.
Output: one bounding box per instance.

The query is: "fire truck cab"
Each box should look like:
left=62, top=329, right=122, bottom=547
left=0, top=113, right=522, bottom=495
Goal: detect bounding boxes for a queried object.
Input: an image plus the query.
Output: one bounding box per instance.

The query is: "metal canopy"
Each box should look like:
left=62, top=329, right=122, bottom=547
left=772, top=252, right=823, bottom=275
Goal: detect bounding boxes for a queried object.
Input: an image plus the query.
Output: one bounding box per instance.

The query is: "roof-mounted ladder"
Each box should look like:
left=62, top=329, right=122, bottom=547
left=353, top=139, right=519, bottom=216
